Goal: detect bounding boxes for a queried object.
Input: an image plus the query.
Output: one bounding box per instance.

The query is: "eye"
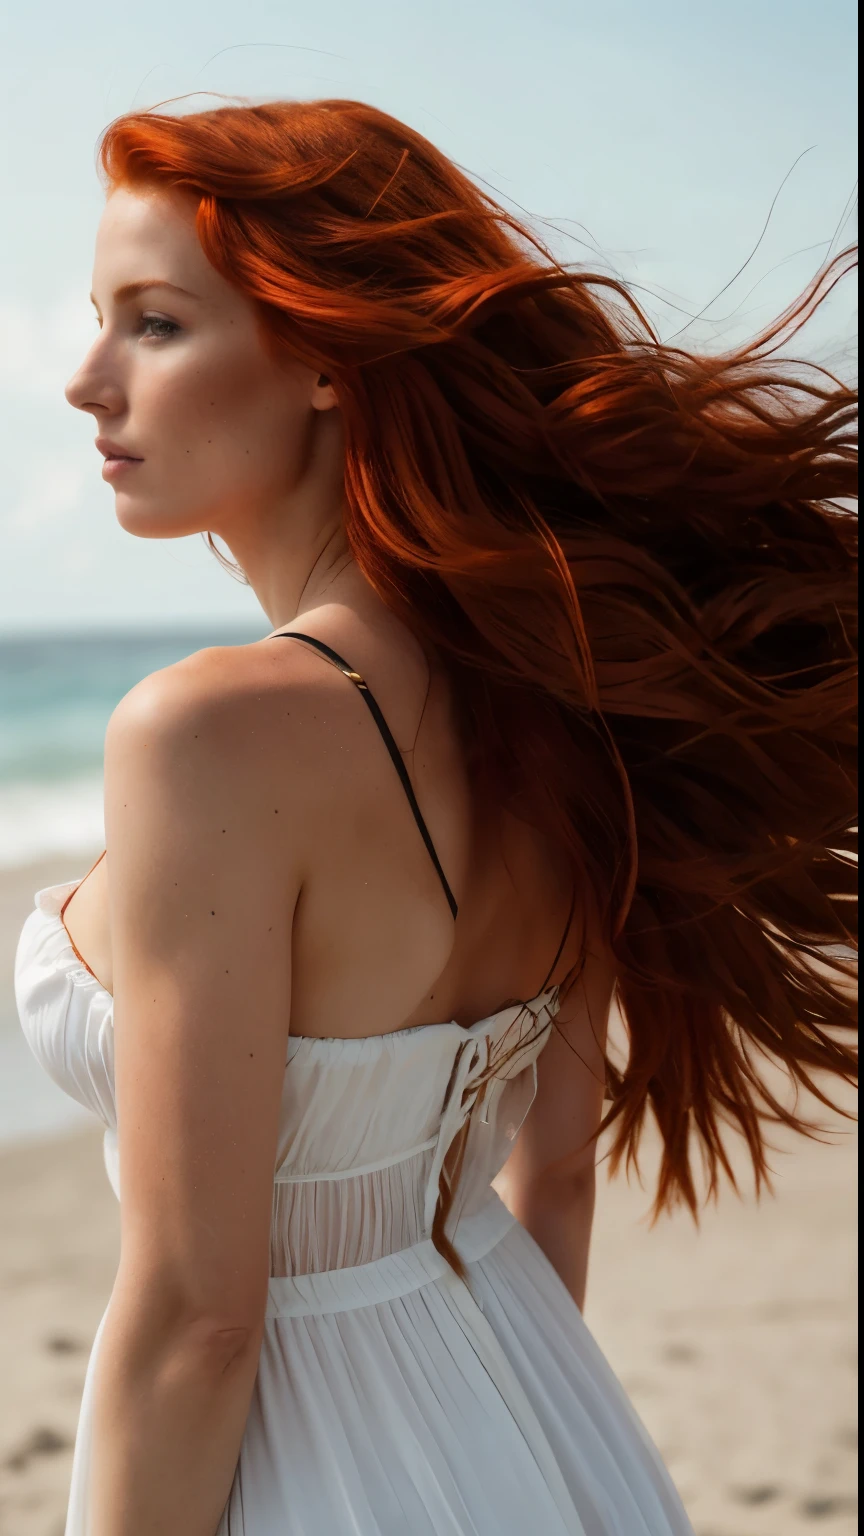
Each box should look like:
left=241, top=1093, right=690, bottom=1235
left=140, top=313, right=180, bottom=340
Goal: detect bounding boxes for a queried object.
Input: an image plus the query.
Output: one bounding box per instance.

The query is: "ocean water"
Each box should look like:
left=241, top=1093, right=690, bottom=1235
left=0, top=626, right=264, bottom=868
left=0, top=625, right=263, bottom=1144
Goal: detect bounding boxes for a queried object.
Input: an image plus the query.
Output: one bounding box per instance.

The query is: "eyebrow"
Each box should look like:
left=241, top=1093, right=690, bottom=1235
left=90, top=279, right=200, bottom=307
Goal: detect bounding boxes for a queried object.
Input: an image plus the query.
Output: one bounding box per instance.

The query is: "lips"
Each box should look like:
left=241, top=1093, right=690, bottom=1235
left=95, top=436, right=143, bottom=462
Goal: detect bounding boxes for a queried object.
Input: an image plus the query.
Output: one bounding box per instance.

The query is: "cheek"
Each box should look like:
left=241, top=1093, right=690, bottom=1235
left=166, top=351, right=301, bottom=487
left=123, top=346, right=304, bottom=532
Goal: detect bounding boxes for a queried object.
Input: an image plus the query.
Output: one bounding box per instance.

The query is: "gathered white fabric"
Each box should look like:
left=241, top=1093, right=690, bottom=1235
left=16, top=881, right=694, bottom=1535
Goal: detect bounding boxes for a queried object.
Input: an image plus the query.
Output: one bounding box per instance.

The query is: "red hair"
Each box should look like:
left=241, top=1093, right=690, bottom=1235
left=100, top=99, right=857, bottom=1227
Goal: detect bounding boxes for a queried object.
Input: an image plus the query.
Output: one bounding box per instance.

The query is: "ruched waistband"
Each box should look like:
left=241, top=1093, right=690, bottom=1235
left=264, top=1192, right=587, bottom=1533
left=265, top=1194, right=514, bottom=1319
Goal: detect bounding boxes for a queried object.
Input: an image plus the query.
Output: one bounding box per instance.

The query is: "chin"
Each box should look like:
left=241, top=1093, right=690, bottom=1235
left=113, top=496, right=207, bottom=541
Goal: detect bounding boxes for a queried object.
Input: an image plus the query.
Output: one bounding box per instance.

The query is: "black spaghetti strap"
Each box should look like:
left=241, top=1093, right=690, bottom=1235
left=274, top=632, right=458, bottom=920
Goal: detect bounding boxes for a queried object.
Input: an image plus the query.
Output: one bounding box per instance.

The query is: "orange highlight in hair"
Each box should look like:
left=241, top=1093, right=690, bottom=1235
left=99, top=99, right=857, bottom=1242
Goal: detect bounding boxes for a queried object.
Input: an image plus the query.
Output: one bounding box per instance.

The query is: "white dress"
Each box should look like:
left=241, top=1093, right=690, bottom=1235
left=15, top=879, right=694, bottom=1536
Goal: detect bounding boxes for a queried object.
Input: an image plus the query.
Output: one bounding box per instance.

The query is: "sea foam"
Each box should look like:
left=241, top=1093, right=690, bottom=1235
left=0, top=774, right=104, bottom=869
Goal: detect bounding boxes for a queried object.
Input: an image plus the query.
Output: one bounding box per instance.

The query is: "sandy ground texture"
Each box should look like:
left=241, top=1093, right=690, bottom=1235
left=0, top=856, right=857, bottom=1536
left=0, top=1109, right=856, bottom=1536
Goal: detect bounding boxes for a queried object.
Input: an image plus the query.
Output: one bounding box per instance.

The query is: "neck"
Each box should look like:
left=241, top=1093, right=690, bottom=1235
left=216, top=408, right=359, bottom=628
left=234, top=512, right=355, bottom=630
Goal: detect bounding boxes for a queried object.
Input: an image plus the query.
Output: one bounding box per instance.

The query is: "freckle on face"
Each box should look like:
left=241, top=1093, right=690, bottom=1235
left=87, top=188, right=315, bottom=544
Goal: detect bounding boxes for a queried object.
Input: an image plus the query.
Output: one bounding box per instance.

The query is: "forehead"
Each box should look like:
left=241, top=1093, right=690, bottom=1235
left=92, top=186, right=223, bottom=299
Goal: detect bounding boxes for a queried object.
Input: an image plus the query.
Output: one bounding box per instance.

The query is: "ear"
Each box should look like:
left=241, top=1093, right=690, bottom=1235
left=311, top=373, right=339, bottom=412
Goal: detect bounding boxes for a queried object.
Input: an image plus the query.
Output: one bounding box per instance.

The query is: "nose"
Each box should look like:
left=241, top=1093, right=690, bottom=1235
left=65, top=337, right=126, bottom=419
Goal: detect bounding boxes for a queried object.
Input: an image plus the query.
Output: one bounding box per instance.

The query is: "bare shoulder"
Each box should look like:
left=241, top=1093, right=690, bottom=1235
left=102, top=635, right=376, bottom=863
left=107, top=637, right=357, bottom=766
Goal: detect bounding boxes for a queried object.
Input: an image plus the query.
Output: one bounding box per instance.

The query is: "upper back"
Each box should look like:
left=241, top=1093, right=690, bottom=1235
left=261, top=607, right=580, bottom=1037
left=63, top=597, right=582, bottom=1040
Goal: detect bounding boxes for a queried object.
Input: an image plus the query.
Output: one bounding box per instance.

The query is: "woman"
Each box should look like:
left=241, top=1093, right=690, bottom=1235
left=15, top=99, right=856, bottom=1535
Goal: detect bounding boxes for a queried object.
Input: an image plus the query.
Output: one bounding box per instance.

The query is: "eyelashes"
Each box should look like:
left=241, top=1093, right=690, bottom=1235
left=140, top=314, right=181, bottom=340
left=91, top=313, right=181, bottom=339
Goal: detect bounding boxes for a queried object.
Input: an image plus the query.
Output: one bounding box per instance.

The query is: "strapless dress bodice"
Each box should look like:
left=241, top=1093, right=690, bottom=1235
left=14, top=880, right=558, bottom=1275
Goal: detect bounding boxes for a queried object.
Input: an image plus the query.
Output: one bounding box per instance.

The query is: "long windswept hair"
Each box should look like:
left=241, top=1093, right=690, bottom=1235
left=100, top=98, right=857, bottom=1230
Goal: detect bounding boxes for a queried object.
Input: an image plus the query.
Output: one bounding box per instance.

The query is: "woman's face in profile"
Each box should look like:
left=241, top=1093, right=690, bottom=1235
left=65, top=186, right=338, bottom=543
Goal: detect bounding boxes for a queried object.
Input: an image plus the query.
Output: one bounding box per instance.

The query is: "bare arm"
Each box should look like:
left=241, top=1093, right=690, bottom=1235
left=495, top=940, right=614, bottom=1310
left=90, top=652, right=303, bottom=1536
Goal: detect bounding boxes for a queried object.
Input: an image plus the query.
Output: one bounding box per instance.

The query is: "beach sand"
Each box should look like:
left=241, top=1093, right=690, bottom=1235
left=0, top=860, right=857, bottom=1536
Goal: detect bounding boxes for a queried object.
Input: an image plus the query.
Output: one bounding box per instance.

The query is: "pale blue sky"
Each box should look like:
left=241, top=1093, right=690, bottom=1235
left=0, top=0, right=857, bottom=633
